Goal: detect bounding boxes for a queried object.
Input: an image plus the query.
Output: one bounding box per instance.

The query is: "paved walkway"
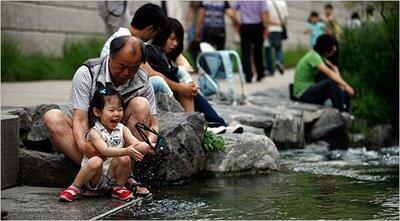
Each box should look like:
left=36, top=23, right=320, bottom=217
left=1, top=70, right=294, bottom=108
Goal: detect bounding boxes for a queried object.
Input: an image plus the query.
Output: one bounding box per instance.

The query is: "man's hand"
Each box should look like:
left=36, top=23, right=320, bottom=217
left=345, top=85, right=355, bottom=97
left=127, top=145, right=143, bottom=161
left=79, top=141, right=102, bottom=158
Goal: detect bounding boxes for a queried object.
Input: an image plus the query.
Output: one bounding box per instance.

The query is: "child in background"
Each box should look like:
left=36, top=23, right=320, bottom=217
left=304, top=11, right=326, bottom=48
left=59, top=87, right=151, bottom=202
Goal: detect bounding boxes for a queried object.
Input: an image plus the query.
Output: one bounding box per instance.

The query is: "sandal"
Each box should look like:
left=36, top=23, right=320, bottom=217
left=126, top=174, right=150, bottom=196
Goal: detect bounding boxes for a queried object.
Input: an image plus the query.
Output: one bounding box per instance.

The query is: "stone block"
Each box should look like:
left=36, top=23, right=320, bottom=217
left=1, top=115, right=20, bottom=189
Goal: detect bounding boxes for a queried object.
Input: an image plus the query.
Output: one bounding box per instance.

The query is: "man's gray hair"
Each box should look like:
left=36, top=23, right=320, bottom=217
left=109, top=35, right=147, bottom=63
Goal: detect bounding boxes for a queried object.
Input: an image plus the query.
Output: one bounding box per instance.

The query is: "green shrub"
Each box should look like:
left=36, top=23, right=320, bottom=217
left=284, top=46, right=309, bottom=69
left=1, top=38, right=105, bottom=81
left=339, top=11, right=399, bottom=129
left=203, top=124, right=225, bottom=153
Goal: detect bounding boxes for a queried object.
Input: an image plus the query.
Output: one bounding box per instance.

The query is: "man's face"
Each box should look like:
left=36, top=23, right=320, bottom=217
left=109, top=42, right=142, bottom=86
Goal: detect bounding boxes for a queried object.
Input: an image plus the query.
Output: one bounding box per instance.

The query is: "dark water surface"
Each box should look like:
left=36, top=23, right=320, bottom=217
left=107, top=147, right=399, bottom=220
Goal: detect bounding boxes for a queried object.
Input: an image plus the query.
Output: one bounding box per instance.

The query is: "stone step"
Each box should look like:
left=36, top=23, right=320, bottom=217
left=1, top=114, right=20, bottom=190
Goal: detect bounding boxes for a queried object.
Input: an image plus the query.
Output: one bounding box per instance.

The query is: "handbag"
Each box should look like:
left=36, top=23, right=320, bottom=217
left=271, top=1, right=288, bottom=40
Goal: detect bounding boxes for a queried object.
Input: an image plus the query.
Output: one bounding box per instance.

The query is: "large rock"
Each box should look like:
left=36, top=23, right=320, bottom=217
left=309, top=109, right=349, bottom=148
left=1, top=115, right=20, bottom=189
left=133, top=111, right=206, bottom=186
left=371, top=124, right=394, bottom=148
left=155, top=92, right=185, bottom=113
left=269, top=107, right=304, bottom=148
left=10, top=104, right=59, bottom=152
left=205, top=133, right=280, bottom=174
left=19, top=149, right=79, bottom=187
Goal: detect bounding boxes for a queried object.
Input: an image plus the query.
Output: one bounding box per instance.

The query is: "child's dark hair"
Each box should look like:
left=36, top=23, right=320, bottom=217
left=313, top=34, right=337, bottom=57
left=308, top=11, right=319, bottom=22
left=152, top=17, right=184, bottom=61
left=88, top=86, right=123, bottom=127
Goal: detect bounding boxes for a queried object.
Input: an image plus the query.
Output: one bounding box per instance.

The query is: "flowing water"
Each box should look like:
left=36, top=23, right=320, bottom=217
left=106, top=147, right=399, bottom=220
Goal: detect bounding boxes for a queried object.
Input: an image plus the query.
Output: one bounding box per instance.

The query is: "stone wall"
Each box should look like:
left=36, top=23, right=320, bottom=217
left=1, top=1, right=352, bottom=56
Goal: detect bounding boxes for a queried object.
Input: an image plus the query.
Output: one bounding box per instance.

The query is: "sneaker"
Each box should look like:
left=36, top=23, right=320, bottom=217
left=225, top=124, right=244, bottom=134
left=207, top=126, right=226, bottom=134
left=112, top=186, right=133, bottom=201
left=59, top=185, right=81, bottom=202
left=275, top=61, right=285, bottom=74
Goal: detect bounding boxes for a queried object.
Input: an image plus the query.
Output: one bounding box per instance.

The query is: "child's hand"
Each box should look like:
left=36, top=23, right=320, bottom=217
left=137, top=142, right=156, bottom=155
left=127, top=145, right=143, bottom=161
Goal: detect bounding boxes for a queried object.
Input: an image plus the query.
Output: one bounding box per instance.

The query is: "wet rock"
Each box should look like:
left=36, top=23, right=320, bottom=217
left=371, top=124, right=394, bottom=148
left=309, top=109, right=349, bottom=148
left=350, top=133, right=367, bottom=147
left=305, top=141, right=330, bottom=153
left=205, top=133, right=280, bottom=174
left=10, top=104, right=59, bottom=152
left=133, top=111, right=206, bottom=185
left=269, top=108, right=304, bottom=148
left=156, top=92, right=185, bottom=113
left=18, top=149, right=79, bottom=187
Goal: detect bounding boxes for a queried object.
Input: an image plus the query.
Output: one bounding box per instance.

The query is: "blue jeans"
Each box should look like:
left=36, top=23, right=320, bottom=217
left=149, top=76, right=173, bottom=97
left=265, top=32, right=284, bottom=75
left=194, top=94, right=228, bottom=127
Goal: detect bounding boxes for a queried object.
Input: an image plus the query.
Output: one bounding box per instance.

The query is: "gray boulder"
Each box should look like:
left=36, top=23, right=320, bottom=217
left=350, top=133, right=367, bottom=147
left=205, top=133, right=280, bottom=174
left=371, top=124, right=394, bottom=148
left=269, top=107, right=304, bottom=148
left=304, top=141, right=330, bottom=153
left=19, top=149, right=79, bottom=187
left=309, top=109, right=349, bottom=148
left=133, top=111, right=206, bottom=185
left=156, top=92, right=184, bottom=113
left=10, top=104, right=59, bottom=152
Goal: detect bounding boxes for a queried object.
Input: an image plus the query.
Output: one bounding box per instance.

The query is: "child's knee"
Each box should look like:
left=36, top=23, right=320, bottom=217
left=117, top=156, right=131, bottom=168
left=87, top=156, right=103, bottom=170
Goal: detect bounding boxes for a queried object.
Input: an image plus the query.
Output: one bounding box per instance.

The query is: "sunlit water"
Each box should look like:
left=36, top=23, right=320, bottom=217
left=106, top=147, right=399, bottom=220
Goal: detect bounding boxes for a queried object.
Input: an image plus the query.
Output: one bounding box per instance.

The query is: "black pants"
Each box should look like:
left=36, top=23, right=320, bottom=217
left=194, top=94, right=228, bottom=127
left=240, top=23, right=264, bottom=82
left=202, top=27, right=226, bottom=50
left=298, top=78, right=351, bottom=112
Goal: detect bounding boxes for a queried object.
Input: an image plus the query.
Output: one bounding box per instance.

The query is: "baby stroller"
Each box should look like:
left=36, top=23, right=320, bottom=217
left=196, top=42, right=246, bottom=104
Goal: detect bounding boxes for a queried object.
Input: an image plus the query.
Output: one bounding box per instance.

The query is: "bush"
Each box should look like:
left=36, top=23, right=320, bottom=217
left=203, top=124, right=225, bottom=153
left=339, top=11, right=399, bottom=129
left=1, top=38, right=105, bottom=81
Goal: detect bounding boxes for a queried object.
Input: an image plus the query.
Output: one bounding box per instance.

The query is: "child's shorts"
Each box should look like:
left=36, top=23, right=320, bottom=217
left=81, top=157, right=116, bottom=190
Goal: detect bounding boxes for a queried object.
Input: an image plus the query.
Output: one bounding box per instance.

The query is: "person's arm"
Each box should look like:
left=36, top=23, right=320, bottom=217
left=141, top=63, right=197, bottom=98
left=73, top=110, right=101, bottom=157
left=195, top=6, right=205, bottom=41
left=123, top=126, right=153, bottom=155
left=317, top=63, right=355, bottom=97
left=88, top=129, right=143, bottom=160
left=176, top=54, right=194, bottom=72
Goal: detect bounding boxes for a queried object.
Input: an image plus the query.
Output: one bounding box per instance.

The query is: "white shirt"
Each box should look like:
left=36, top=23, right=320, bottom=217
left=100, top=27, right=131, bottom=58
left=266, top=1, right=289, bottom=33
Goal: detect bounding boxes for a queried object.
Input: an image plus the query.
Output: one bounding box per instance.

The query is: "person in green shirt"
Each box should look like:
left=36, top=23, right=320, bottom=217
left=293, top=34, right=354, bottom=112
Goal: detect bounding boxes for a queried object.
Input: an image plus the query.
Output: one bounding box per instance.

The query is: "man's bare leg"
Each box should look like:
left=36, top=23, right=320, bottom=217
left=44, top=109, right=82, bottom=165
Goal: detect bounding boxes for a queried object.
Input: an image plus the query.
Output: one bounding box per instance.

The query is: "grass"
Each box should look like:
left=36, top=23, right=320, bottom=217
left=1, top=38, right=105, bottom=81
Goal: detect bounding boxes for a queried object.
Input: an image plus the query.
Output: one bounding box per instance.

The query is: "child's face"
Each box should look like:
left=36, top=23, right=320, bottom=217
left=310, top=16, right=319, bottom=23
left=95, top=96, right=123, bottom=131
left=164, top=31, right=178, bottom=54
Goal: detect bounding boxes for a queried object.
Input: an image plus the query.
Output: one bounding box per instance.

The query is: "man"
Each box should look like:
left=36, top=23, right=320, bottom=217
left=101, top=3, right=198, bottom=112
left=322, top=4, right=341, bottom=40
left=44, top=36, right=158, bottom=195
left=232, top=1, right=269, bottom=82
left=265, top=0, right=288, bottom=76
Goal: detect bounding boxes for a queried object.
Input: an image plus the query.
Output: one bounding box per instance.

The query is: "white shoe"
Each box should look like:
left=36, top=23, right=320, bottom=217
left=207, top=126, right=226, bottom=134
left=225, top=124, right=244, bottom=134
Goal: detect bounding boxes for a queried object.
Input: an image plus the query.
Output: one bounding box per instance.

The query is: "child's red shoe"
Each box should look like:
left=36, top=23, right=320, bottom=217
left=59, top=185, right=81, bottom=202
left=112, top=186, right=133, bottom=201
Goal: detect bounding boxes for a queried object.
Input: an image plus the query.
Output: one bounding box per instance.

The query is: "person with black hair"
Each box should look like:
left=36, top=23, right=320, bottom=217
left=293, top=34, right=354, bottom=112
left=346, top=12, right=361, bottom=28
left=147, top=17, right=243, bottom=134
left=322, top=3, right=341, bottom=40
left=101, top=3, right=167, bottom=57
left=45, top=35, right=157, bottom=196
left=304, top=11, right=326, bottom=48
left=59, top=87, right=150, bottom=202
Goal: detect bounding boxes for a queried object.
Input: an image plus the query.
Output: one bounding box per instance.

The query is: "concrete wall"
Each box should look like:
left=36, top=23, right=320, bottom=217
left=1, top=1, right=353, bottom=56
